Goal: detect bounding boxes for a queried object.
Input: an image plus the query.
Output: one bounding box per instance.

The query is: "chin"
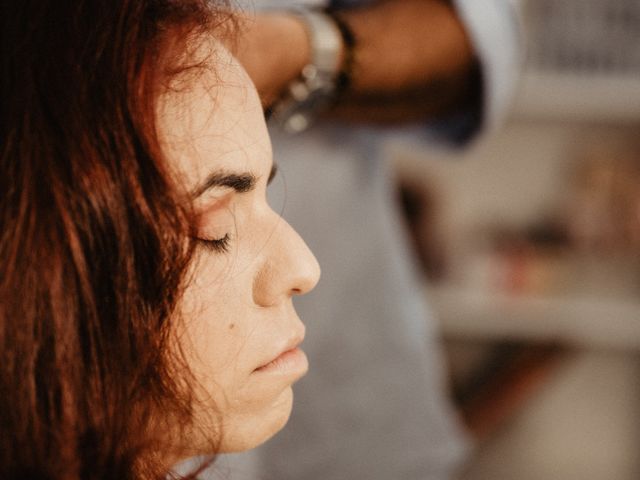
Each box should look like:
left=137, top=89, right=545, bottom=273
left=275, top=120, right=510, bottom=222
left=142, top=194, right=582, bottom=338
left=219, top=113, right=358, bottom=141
left=219, top=386, right=295, bottom=453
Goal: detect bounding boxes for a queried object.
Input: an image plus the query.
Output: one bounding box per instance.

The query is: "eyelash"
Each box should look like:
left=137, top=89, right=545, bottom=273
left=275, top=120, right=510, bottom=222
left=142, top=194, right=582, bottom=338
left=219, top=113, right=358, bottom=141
left=197, top=233, right=231, bottom=253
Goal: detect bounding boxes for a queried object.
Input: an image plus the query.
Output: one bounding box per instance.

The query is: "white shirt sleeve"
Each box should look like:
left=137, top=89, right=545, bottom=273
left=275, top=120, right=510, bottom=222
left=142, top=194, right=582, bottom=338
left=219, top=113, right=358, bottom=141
left=453, top=0, right=525, bottom=132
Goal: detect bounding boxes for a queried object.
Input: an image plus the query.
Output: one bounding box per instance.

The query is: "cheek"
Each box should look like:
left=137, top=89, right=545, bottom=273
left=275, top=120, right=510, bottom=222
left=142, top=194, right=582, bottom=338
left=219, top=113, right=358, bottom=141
left=173, top=232, right=295, bottom=451
left=177, top=268, right=290, bottom=413
left=176, top=253, right=263, bottom=404
left=178, top=264, right=248, bottom=383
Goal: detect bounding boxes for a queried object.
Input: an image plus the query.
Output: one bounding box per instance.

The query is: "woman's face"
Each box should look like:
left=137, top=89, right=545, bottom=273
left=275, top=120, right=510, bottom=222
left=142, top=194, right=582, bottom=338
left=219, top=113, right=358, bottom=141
left=157, top=42, right=320, bottom=454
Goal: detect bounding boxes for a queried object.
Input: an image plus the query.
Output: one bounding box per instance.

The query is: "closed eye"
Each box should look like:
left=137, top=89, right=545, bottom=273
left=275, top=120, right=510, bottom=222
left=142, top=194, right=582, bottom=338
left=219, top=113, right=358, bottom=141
left=197, top=233, right=231, bottom=253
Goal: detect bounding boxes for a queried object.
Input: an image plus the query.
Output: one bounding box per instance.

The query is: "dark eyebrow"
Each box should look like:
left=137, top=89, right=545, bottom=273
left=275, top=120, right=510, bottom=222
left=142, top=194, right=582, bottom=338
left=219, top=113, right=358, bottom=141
left=192, top=171, right=257, bottom=198
left=192, top=162, right=278, bottom=199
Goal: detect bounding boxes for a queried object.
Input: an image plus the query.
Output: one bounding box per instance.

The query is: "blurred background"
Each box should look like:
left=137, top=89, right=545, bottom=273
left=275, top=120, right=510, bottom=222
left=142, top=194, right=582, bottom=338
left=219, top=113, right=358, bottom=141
left=389, top=1, right=640, bottom=479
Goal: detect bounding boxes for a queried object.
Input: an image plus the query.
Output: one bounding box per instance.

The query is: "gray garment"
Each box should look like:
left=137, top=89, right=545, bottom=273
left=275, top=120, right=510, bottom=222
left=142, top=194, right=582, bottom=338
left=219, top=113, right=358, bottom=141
left=215, top=127, right=469, bottom=480
left=254, top=127, right=469, bottom=479
left=210, top=1, right=522, bottom=479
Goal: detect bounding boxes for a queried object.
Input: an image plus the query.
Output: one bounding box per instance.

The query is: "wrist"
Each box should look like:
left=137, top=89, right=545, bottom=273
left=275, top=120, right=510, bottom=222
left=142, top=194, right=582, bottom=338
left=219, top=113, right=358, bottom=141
left=266, top=14, right=312, bottom=99
left=270, top=12, right=348, bottom=102
left=236, top=13, right=311, bottom=106
left=268, top=9, right=350, bottom=133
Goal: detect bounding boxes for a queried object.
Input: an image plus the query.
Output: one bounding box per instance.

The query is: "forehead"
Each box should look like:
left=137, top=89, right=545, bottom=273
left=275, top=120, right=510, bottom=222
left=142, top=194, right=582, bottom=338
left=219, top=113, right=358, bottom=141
left=155, top=41, right=271, bottom=192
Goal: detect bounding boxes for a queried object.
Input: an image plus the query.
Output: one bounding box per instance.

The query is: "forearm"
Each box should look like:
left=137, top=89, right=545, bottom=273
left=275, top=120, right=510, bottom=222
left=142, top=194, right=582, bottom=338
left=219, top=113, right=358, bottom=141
left=329, top=64, right=479, bottom=124
left=338, top=1, right=473, bottom=92
left=234, top=0, right=478, bottom=124
left=331, top=0, right=477, bottom=123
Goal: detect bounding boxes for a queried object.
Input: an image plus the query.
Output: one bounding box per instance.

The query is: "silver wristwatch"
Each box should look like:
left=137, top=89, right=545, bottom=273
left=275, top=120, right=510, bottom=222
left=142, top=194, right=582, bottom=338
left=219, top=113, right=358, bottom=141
left=269, top=9, right=343, bottom=134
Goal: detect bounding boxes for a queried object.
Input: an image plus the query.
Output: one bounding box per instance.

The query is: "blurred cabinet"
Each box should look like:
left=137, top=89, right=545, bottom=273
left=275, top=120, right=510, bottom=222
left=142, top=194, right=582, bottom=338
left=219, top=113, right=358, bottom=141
left=390, top=116, right=640, bottom=480
left=390, top=2, right=640, bottom=477
left=514, top=0, right=640, bottom=122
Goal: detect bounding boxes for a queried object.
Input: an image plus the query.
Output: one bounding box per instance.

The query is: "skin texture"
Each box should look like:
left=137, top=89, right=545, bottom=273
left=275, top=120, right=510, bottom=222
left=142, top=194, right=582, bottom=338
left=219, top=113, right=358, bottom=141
left=156, top=42, right=321, bottom=455
left=234, top=0, right=477, bottom=123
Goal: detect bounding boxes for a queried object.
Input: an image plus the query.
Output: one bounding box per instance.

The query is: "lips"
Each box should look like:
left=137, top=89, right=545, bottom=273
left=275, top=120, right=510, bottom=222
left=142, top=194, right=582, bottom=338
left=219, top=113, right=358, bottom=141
left=253, top=331, right=307, bottom=375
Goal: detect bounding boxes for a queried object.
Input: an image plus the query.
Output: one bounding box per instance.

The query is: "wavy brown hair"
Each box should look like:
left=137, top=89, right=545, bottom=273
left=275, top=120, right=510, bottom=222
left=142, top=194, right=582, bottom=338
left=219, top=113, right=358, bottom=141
left=0, top=1, right=233, bottom=478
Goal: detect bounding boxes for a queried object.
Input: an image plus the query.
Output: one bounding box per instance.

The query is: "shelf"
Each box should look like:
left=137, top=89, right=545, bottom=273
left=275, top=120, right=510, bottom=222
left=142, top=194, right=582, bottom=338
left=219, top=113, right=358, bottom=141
left=429, top=284, right=640, bottom=351
left=512, top=72, right=640, bottom=122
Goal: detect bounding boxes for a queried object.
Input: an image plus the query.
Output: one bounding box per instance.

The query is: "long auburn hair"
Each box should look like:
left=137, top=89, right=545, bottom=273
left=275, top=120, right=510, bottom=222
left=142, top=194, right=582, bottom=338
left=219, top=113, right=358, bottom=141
left=0, top=1, right=231, bottom=478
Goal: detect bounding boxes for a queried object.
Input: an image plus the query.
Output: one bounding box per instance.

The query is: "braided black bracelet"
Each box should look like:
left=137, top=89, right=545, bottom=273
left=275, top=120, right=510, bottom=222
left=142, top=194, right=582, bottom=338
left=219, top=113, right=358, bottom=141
left=325, top=10, right=356, bottom=100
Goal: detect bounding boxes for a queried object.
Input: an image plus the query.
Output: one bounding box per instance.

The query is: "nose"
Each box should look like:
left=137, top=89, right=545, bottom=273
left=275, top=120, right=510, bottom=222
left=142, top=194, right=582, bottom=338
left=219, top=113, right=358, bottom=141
left=252, top=216, right=321, bottom=307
